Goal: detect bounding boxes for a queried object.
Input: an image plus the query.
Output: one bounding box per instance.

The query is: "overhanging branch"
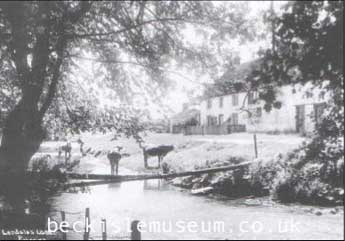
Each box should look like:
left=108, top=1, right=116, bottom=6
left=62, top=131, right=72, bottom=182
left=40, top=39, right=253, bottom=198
left=66, top=17, right=184, bottom=39
left=70, top=55, right=203, bottom=85
left=38, top=38, right=66, bottom=117
left=39, top=2, right=92, bottom=117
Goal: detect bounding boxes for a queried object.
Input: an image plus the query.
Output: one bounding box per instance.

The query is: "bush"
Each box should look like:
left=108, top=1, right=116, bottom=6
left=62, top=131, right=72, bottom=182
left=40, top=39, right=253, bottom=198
left=169, top=137, right=344, bottom=206
left=246, top=137, right=344, bottom=206
left=0, top=155, right=82, bottom=226
left=273, top=163, right=344, bottom=206
left=272, top=136, right=344, bottom=206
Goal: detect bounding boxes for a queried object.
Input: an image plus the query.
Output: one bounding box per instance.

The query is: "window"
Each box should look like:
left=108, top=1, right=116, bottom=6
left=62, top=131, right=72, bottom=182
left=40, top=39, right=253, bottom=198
left=232, top=113, right=239, bottom=125
left=207, top=115, right=212, bottom=126
left=207, top=115, right=217, bottom=126
left=256, top=107, right=262, bottom=117
left=207, top=99, right=212, bottom=109
left=232, top=94, right=239, bottom=106
left=248, top=92, right=255, bottom=105
left=314, top=103, right=326, bottom=125
left=219, top=97, right=224, bottom=108
left=319, top=91, right=326, bottom=100
left=218, top=114, right=224, bottom=125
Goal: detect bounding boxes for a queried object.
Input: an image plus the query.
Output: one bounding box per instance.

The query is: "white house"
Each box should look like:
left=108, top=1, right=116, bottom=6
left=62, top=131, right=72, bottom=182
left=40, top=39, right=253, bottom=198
left=199, top=82, right=328, bottom=135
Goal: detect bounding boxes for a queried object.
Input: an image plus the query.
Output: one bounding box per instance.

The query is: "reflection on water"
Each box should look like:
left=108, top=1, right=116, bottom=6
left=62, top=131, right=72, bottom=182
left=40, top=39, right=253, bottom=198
left=107, top=179, right=166, bottom=192
left=107, top=182, right=122, bottom=190
left=50, top=179, right=344, bottom=240
left=143, top=179, right=164, bottom=191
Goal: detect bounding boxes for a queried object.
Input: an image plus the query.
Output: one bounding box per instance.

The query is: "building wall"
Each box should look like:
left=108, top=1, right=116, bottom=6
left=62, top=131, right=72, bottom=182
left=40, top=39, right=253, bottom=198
left=200, top=83, right=329, bottom=134
left=200, top=92, right=248, bottom=125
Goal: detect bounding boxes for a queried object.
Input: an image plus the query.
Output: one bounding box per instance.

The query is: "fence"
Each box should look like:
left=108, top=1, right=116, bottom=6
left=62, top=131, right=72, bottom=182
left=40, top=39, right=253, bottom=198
left=184, top=124, right=246, bottom=135
left=57, top=208, right=142, bottom=240
left=0, top=208, right=142, bottom=240
left=171, top=125, right=184, bottom=134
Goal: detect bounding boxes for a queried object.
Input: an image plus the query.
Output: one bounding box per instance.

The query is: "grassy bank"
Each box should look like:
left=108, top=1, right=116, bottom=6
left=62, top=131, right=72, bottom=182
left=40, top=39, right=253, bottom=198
left=32, top=132, right=344, bottom=206
left=72, top=132, right=305, bottom=174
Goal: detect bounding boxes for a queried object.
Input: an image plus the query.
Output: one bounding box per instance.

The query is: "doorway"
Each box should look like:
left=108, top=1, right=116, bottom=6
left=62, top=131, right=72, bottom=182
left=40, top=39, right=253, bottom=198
left=295, top=105, right=305, bottom=134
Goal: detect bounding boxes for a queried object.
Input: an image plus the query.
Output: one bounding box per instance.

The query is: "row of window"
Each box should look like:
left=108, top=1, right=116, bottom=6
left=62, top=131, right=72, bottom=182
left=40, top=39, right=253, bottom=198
left=207, top=113, right=239, bottom=126
left=205, top=103, right=326, bottom=130
left=206, top=108, right=262, bottom=126
left=207, top=95, right=238, bottom=109
left=207, top=92, right=256, bottom=109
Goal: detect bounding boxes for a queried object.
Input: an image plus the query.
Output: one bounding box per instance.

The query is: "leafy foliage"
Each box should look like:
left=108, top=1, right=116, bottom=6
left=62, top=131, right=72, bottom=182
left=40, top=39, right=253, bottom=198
left=249, top=1, right=343, bottom=118
left=243, top=1, right=344, bottom=204
left=272, top=150, right=344, bottom=205
left=0, top=1, right=254, bottom=140
left=247, top=1, right=343, bottom=174
left=0, top=2, right=257, bottom=214
left=248, top=151, right=343, bottom=205
left=0, top=1, right=259, bottom=182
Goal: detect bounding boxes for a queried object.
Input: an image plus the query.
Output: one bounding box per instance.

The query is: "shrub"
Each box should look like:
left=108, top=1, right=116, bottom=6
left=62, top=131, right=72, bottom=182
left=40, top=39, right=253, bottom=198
left=272, top=136, right=344, bottom=205
left=273, top=163, right=344, bottom=206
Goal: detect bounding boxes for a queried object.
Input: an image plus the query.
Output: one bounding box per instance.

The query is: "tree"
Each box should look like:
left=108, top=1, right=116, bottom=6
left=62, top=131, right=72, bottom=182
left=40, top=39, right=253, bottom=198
left=248, top=1, right=343, bottom=180
left=0, top=1, right=256, bottom=215
left=0, top=1, right=254, bottom=176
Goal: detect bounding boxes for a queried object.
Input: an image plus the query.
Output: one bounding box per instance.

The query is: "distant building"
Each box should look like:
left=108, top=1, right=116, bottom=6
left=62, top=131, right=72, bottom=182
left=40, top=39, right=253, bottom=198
left=195, top=61, right=329, bottom=135
left=199, top=84, right=327, bottom=135
left=170, top=104, right=200, bottom=134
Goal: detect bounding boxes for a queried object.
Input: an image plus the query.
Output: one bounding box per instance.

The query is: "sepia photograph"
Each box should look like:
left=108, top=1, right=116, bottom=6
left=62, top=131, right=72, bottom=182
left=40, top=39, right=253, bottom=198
left=0, top=1, right=343, bottom=240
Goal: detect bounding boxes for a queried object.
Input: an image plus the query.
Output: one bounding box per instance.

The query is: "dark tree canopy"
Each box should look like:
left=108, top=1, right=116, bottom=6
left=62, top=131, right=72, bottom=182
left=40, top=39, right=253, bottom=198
left=247, top=1, right=343, bottom=173
left=249, top=1, right=343, bottom=111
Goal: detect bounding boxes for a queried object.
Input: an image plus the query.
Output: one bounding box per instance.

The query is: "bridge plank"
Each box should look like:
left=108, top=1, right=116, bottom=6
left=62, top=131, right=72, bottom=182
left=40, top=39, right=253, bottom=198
left=64, top=160, right=259, bottom=188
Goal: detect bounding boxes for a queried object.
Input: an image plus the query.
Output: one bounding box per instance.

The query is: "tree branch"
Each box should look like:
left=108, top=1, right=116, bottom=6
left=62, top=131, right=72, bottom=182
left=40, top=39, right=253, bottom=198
left=1, top=2, right=30, bottom=83
left=38, top=49, right=65, bottom=118
left=69, top=55, right=203, bottom=85
left=39, top=2, right=92, bottom=117
left=66, top=17, right=184, bottom=39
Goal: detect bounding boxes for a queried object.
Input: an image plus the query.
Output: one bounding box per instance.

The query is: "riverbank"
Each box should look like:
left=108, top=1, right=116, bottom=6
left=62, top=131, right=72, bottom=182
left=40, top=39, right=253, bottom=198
left=71, top=132, right=305, bottom=173
left=33, top=132, right=343, bottom=207
left=2, top=132, right=342, bottom=239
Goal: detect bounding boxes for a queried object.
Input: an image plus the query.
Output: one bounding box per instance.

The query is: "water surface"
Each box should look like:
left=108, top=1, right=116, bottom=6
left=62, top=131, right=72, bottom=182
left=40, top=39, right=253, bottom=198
left=50, top=179, right=344, bottom=240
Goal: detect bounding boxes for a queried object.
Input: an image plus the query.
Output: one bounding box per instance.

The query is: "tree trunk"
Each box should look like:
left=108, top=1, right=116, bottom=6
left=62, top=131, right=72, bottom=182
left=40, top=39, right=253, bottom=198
left=0, top=99, right=46, bottom=215
left=0, top=101, right=45, bottom=172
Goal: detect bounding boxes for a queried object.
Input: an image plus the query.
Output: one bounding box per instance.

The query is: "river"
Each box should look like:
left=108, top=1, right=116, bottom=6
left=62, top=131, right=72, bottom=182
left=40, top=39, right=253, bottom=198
left=49, top=178, right=344, bottom=240
left=34, top=140, right=343, bottom=240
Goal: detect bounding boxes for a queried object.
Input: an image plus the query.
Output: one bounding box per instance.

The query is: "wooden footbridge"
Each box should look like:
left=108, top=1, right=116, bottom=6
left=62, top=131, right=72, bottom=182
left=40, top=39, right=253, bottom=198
left=64, top=160, right=259, bottom=189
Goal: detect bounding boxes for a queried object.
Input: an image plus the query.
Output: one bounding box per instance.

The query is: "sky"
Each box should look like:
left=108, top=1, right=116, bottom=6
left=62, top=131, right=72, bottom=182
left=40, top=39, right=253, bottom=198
left=74, top=1, right=288, bottom=120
